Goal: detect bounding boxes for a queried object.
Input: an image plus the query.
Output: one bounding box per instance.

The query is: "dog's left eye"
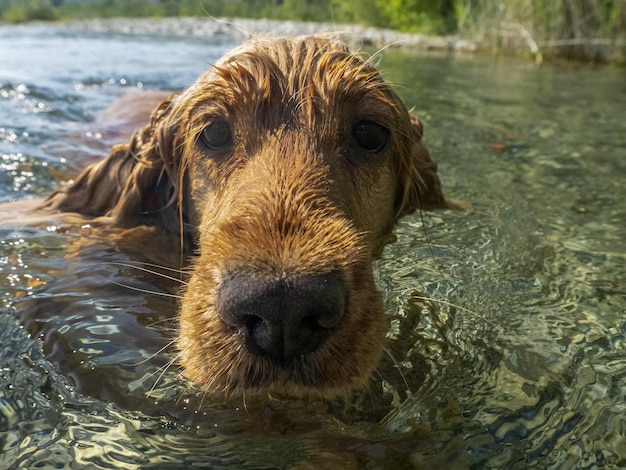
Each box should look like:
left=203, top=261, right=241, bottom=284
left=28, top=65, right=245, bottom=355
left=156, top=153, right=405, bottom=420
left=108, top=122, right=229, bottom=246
left=200, top=119, right=233, bottom=151
left=352, top=120, right=389, bottom=152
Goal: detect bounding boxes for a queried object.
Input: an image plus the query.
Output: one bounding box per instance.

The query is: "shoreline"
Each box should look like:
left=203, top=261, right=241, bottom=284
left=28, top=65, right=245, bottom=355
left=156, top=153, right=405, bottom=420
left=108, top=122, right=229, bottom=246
left=41, top=16, right=478, bottom=53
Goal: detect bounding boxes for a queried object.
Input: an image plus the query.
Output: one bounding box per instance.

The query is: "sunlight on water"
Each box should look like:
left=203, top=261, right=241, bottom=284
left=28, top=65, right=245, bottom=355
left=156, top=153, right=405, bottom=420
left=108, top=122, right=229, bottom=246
left=1, top=24, right=625, bottom=468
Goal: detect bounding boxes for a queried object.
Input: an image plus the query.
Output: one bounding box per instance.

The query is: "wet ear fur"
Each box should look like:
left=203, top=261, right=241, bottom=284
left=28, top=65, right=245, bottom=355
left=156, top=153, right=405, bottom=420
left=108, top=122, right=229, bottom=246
left=40, top=93, right=185, bottom=232
left=394, top=114, right=450, bottom=218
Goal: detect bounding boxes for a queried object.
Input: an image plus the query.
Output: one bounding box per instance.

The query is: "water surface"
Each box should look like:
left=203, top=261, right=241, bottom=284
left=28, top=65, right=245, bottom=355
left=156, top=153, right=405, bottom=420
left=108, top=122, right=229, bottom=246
left=1, top=23, right=625, bottom=468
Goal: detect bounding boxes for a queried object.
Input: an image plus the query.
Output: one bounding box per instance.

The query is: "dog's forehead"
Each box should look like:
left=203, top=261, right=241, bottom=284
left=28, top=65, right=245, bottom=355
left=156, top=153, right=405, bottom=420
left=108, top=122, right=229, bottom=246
left=178, top=36, right=403, bottom=132
left=219, top=35, right=352, bottom=67
left=192, top=36, right=374, bottom=90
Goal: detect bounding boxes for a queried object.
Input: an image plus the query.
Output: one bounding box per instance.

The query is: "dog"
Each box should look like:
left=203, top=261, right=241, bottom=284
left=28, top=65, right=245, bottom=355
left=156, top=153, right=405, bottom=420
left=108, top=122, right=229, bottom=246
left=34, top=35, right=451, bottom=400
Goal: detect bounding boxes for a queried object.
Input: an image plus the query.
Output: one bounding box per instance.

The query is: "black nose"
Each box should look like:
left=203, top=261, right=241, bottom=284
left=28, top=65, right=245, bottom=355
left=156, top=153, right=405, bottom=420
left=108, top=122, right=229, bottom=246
left=217, top=271, right=347, bottom=363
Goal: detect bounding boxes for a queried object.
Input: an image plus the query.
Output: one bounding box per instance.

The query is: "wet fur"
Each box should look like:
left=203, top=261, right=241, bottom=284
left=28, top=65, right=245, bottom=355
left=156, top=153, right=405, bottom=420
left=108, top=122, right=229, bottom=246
left=40, top=36, right=450, bottom=399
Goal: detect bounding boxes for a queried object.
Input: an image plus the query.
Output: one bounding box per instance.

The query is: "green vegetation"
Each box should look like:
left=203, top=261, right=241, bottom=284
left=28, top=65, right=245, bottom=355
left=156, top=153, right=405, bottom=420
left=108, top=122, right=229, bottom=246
left=1, top=0, right=58, bottom=23
left=1, top=0, right=624, bottom=62
left=455, top=0, right=626, bottom=62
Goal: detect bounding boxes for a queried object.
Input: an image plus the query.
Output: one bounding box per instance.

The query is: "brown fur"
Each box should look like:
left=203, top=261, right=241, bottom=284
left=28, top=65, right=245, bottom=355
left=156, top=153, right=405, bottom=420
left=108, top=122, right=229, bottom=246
left=40, top=36, right=450, bottom=399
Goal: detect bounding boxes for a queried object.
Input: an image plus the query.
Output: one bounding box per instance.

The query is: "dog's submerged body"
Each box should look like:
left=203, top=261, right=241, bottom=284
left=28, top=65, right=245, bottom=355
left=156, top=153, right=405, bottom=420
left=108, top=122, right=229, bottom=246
left=35, top=36, right=450, bottom=400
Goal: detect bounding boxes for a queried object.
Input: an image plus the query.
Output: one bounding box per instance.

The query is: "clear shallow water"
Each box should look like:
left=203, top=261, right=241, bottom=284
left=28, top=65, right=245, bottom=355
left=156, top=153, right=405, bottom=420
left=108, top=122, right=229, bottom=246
left=1, top=23, right=625, bottom=468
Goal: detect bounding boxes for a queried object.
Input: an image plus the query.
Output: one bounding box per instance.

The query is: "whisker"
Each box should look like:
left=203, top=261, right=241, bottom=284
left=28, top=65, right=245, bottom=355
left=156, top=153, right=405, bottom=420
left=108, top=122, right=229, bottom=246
left=145, top=317, right=178, bottom=330
left=174, top=379, right=197, bottom=409
left=133, top=338, right=177, bottom=366
left=382, top=345, right=412, bottom=397
left=105, top=278, right=184, bottom=299
left=107, top=260, right=189, bottom=281
left=414, top=208, right=451, bottom=285
left=196, top=388, right=210, bottom=411
left=242, top=390, right=250, bottom=416
left=147, top=351, right=181, bottom=397
left=365, top=41, right=404, bottom=68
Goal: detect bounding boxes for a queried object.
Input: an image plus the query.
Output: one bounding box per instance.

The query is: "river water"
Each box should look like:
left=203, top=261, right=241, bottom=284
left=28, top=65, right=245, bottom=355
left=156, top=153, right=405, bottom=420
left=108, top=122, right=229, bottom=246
left=1, top=23, right=625, bottom=469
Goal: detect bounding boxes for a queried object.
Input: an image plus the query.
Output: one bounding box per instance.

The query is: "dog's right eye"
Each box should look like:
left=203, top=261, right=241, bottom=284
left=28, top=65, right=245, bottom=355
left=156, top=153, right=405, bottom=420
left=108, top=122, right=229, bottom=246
left=200, top=119, right=233, bottom=151
left=352, top=120, right=389, bottom=153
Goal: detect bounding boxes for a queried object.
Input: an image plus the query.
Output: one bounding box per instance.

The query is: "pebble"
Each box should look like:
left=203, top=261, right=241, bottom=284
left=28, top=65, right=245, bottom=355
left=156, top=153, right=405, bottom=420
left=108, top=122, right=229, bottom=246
left=59, top=16, right=477, bottom=52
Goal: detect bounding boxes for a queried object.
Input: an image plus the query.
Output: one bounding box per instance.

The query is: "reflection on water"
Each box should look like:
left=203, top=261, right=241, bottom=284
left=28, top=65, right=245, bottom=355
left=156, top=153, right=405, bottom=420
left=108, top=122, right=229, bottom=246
left=1, top=24, right=626, bottom=468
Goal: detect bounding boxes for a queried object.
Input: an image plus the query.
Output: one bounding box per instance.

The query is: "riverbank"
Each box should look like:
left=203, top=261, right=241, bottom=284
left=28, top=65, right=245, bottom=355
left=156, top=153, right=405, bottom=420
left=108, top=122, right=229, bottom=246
left=47, top=17, right=477, bottom=53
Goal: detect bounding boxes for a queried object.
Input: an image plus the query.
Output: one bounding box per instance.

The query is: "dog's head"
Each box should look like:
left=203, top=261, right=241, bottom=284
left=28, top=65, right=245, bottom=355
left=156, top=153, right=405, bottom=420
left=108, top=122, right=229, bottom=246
left=44, top=36, right=449, bottom=399
left=173, top=37, right=449, bottom=399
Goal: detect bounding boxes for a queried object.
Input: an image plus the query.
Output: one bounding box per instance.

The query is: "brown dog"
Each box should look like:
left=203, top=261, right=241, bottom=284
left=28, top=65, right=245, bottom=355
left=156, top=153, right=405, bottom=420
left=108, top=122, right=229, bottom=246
left=40, top=36, right=450, bottom=400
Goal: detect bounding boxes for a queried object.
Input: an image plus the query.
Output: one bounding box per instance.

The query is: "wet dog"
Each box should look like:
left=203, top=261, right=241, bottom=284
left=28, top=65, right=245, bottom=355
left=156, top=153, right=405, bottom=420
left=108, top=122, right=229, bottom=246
left=39, top=36, right=451, bottom=399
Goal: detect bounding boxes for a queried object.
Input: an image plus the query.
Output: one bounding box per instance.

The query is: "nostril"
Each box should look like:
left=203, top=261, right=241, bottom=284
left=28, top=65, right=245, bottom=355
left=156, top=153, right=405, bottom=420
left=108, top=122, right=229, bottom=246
left=304, top=312, right=326, bottom=330
left=245, top=314, right=282, bottom=358
left=216, top=271, right=347, bottom=362
left=242, top=314, right=262, bottom=331
left=315, top=307, right=343, bottom=330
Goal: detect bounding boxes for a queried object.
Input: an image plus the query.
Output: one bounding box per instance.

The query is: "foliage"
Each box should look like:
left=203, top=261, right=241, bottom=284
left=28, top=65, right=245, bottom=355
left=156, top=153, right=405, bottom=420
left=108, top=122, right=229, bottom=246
left=375, top=0, right=456, bottom=34
left=47, top=0, right=337, bottom=23
left=0, top=0, right=623, bottom=61
left=1, top=0, right=58, bottom=23
left=330, top=0, right=387, bottom=27
left=454, top=0, right=625, bottom=61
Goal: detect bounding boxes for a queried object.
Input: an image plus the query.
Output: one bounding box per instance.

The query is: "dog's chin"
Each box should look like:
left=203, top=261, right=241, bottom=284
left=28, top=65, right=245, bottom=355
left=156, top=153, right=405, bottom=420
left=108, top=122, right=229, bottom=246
left=185, top=360, right=378, bottom=402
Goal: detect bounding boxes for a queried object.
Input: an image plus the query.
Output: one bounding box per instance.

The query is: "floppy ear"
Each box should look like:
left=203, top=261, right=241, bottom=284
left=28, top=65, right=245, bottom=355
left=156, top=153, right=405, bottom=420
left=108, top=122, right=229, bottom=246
left=394, top=114, right=449, bottom=217
left=41, top=93, right=185, bottom=232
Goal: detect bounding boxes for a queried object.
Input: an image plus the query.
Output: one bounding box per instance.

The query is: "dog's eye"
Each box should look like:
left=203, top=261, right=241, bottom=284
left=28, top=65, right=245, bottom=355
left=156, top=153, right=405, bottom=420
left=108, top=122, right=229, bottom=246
left=200, top=119, right=233, bottom=151
left=352, top=120, right=389, bottom=152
